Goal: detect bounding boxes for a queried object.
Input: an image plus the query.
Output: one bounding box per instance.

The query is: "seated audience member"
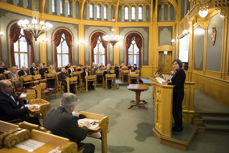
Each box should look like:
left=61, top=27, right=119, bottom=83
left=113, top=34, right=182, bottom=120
left=91, top=62, right=96, bottom=69
left=0, top=62, right=8, bottom=74
left=127, top=64, right=131, bottom=70
left=58, top=68, right=75, bottom=93
left=119, top=63, right=124, bottom=69
left=18, top=66, right=29, bottom=77
left=129, top=66, right=137, bottom=84
left=39, top=64, right=49, bottom=79
left=82, top=67, right=93, bottom=90
left=30, top=62, right=38, bottom=75
left=44, top=93, right=95, bottom=153
left=114, top=64, right=119, bottom=78
left=49, top=65, right=56, bottom=73
left=100, top=63, right=105, bottom=70
left=103, top=65, right=112, bottom=89
left=8, top=66, right=19, bottom=79
left=65, top=64, right=71, bottom=70
left=68, top=66, right=75, bottom=77
left=0, top=80, right=39, bottom=124
left=133, top=64, right=138, bottom=71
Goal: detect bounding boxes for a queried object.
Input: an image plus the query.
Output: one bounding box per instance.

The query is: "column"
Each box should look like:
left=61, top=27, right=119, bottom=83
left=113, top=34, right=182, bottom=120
left=114, top=26, right=119, bottom=65
left=136, top=6, right=138, bottom=22
left=78, top=24, right=84, bottom=65
left=65, top=0, right=68, bottom=17
left=72, top=0, right=76, bottom=18
left=168, top=4, right=171, bottom=21
left=94, top=4, right=97, bottom=20
left=48, top=0, right=52, bottom=14
left=108, top=5, right=112, bottom=21
left=128, top=6, right=131, bottom=21
left=87, top=4, right=90, bottom=20
left=161, top=4, right=164, bottom=21
left=40, top=33, right=47, bottom=64
left=143, top=6, right=146, bottom=22
left=122, top=6, right=125, bottom=21
left=101, top=5, right=104, bottom=20
left=57, top=0, right=60, bottom=16
left=23, top=0, right=27, bottom=8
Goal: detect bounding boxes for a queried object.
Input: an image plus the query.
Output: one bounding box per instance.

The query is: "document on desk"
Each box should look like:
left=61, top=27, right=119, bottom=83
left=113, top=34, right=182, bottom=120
left=78, top=118, right=99, bottom=130
left=20, top=93, right=27, bottom=98
left=16, top=139, right=45, bottom=152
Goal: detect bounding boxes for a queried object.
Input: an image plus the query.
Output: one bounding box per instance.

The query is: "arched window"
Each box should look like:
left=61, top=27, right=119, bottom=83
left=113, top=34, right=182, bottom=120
left=60, top=0, right=65, bottom=15
left=10, top=23, right=34, bottom=67
left=124, top=6, right=129, bottom=20
left=138, top=6, right=143, bottom=20
left=104, top=5, right=108, bottom=20
left=89, top=4, right=94, bottom=19
left=97, top=4, right=101, bottom=19
left=54, top=29, right=73, bottom=67
left=126, top=33, right=142, bottom=67
left=131, top=6, right=136, bottom=20
left=91, top=32, right=107, bottom=65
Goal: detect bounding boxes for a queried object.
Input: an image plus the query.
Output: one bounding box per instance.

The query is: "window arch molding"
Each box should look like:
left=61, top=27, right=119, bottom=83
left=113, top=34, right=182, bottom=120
left=53, top=28, right=73, bottom=67
left=90, top=31, right=108, bottom=65
left=8, top=21, right=35, bottom=67
left=125, top=32, right=144, bottom=67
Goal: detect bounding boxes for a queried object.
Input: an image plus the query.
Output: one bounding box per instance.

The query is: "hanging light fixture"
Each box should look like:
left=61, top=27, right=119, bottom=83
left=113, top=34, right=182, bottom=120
left=103, top=28, right=124, bottom=46
left=18, top=18, right=53, bottom=41
left=199, top=9, right=208, bottom=18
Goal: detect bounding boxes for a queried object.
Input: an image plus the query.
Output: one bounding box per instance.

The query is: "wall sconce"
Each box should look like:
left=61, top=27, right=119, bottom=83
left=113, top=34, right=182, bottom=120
left=171, top=39, right=175, bottom=43
left=164, top=51, right=168, bottom=55
left=0, top=32, right=4, bottom=36
left=199, top=9, right=208, bottom=18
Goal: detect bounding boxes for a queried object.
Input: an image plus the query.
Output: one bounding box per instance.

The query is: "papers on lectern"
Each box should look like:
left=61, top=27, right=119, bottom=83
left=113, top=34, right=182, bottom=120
left=155, top=77, right=166, bottom=84
left=78, top=118, right=99, bottom=130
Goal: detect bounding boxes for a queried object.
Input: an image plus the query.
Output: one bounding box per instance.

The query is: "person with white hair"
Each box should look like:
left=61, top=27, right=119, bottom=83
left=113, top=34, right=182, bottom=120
left=44, top=93, right=95, bottom=153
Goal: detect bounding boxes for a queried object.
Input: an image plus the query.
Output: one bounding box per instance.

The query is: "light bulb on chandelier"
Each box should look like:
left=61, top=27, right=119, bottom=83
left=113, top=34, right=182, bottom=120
left=198, top=9, right=208, bottom=18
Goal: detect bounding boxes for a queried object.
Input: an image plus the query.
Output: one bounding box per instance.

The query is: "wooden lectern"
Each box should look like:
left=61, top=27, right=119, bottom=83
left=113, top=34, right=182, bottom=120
left=150, top=78, right=173, bottom=137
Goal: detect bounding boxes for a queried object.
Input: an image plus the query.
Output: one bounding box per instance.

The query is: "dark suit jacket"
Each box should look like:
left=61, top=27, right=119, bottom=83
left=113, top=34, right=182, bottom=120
left=0, top=67, right=8, bottom=74
left=39, top=68, right=49, bottom=79
left=58, top=72, right=68, bottom=85
left=0, top=91, right=29, bottom=121
left=44, top=106, right=88, bottom=144
left=18, top=70, right=29, bottom=77
left=169, top=69, right=186, bottom=93
left=81, top=71, right=90, bottom=82
left=30, top=67, right=38, bottom=75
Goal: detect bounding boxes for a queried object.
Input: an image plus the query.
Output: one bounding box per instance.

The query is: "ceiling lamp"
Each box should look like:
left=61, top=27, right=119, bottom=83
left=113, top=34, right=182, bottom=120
left=103, top=34, right=124, bottom=46
left=0, top=32, right=4, bottom=36
left=199, top=9, right=208, bottom=18
left=18, top=18, right=53, bottom=41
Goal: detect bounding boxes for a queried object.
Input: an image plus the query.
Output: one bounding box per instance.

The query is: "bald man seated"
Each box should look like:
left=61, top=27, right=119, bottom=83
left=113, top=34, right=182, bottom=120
left=0, top=80, right=39, bottom=124
left=44, top=93, right=95, bottom=153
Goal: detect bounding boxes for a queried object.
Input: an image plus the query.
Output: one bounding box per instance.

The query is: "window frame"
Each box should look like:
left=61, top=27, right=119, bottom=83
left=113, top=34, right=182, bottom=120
left=97, top=4, right=101, bottom=20
left=56, top=33, right=70, bottom=67
left=104, top=5, right=108, bottom=20
left=89, top=3, right=94, bottom=19
left=93, top=36, right=105, bottom=65
left=68, top=0, right=72, bottom=17
left=128, top=37, right=140, bottom=66
left=14, top=30, right=29, bottom=68
left=131, top=6, right=136, bottom=21
left=52, top=0, right=57, bottom=14
left=138, top=6, right=143, bottom=21
left=124, top=6, right=129, bottom=21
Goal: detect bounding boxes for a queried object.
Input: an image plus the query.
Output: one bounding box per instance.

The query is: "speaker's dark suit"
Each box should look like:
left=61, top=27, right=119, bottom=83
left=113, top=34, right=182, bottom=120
left=44, top=106, right=95, bottom=153
left=169, top=69, right=186, bottom=130
left=0, top=91, right=39, bottom=124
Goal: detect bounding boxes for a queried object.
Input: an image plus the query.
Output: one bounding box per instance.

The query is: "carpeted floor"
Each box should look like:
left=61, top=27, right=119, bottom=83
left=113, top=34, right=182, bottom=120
left=49, top=86, right=229, bottom=153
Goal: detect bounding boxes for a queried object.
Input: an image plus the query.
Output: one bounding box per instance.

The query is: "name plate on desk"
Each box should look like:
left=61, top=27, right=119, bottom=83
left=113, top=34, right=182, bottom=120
left=78, top=119, right=99, bottom=130
left=16, top=139, right=45, bottom=152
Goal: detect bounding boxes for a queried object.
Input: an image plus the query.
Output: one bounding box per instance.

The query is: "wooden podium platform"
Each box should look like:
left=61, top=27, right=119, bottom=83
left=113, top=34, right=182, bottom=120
left=150, top=78, right=197, bottom=150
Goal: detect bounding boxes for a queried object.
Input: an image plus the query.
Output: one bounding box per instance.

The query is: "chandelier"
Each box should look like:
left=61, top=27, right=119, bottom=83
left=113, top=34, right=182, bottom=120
left=198, top=9, right=208, bottom=18
left=18, top=18, right=53, bottom=41
left=103, top=29, right=124, bottom=46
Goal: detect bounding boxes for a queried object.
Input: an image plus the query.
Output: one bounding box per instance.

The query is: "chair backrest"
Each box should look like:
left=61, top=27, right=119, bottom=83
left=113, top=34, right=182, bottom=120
left=33, top=74, right=42, bottom=80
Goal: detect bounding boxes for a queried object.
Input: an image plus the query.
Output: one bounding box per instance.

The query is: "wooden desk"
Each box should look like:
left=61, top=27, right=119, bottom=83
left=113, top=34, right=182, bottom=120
left=127, top=84, right=149, bottom=110
left=45, top=73, right=57, bottom=88
left=120, top=70, right=129, bottom=82
left=105, top=74, right=116, bottom=89
left=96, top=70, right=104, bottom=86
left=66, top=77, right=78, bottom=94
left=128, top=73, right=139, bottom=84
left=85, top=75, right=96, bottom=92
left=79, top=111, right=109, bottom=153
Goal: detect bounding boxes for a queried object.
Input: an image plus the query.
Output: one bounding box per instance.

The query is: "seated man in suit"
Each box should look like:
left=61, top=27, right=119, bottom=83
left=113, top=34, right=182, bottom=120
left=18, top=66, right=29, bottom=77
left=114, top=64, right=119, bottom=78
left=30, top=62, right=38, bottom=75
left=39, top=63, right=49, bottom=79
left=82, top=67, right=93, bottom=90
left=8, top=66, right=19, bottom=79
left=59, top=68, right=75, bottom=93
left=0, top=62, right=8, bottom=74
left=44, top=93, right=95, bottom=153
left=0, top=80, right=39, bottom=124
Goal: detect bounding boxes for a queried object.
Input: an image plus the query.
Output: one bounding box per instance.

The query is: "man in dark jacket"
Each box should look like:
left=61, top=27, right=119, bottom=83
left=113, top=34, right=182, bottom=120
left=58, top=68, right=68, bottom=92
left=0, top=80, right=39, bottom=124
left=30, top=63, right=38, bottom=75
left=44, top=93, right=95, bottom=153
left=82, top=67, right=93, bottom=90
left=18, top=66, right=29, bottom=77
